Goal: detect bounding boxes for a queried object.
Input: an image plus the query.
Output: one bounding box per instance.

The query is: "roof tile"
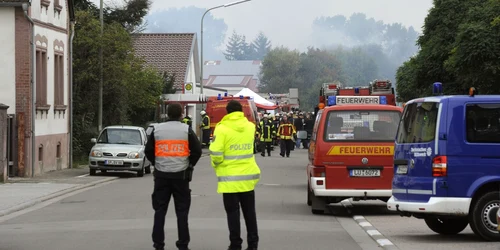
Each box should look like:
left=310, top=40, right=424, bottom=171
left=132, top=33, right=195, bottom=89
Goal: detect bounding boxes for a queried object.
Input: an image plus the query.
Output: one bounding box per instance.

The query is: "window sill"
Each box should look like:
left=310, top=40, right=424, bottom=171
left=54, top=104, right=67, bottom=111
left=54, top=4, right=62, bottom=13
left=36, top=104, right=50, bottom=116
left=41, top=0, right=50, bottom=8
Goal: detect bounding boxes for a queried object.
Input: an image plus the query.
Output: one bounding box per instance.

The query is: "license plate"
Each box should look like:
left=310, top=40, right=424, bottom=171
left=350, top=169, right=380, bottom=177
left=396, top=165, right=408, bottom=174
left=104, top=160, right=123, bottom=165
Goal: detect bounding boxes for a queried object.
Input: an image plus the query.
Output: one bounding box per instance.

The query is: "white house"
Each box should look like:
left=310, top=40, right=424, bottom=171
left=0, top=0, right=75, bottom=177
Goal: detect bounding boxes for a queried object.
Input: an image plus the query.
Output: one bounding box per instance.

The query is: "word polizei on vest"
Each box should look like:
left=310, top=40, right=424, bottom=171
left=229, top=143, right=253, bottom=151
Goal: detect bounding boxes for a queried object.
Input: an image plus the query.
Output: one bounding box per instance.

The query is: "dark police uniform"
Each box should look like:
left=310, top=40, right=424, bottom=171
left=145, top=120, right=202, bottom=250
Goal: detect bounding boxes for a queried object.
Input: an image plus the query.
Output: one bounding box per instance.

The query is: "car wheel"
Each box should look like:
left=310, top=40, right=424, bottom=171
left=137, top=167, right=144, bottom=177
left=89, top=169, right=96, bottom=176
left=424, top=217, right=468, bottom=235
left=469, top=191, right=500, bottom=241
left=145, top=165, right=151, bottom=174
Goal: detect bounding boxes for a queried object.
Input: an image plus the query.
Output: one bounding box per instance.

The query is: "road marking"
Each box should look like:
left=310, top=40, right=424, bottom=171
left=352, top=215, right=399, bottom=250
left=261, top=183, right=281, bottom=186
left=76, top=174, right=89, bottom=178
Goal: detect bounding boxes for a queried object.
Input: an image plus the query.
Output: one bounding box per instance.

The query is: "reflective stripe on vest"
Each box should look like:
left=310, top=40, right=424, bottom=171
left=218, top=173, right=261, bottom=182
left=154, top=121, right=189, bottom=173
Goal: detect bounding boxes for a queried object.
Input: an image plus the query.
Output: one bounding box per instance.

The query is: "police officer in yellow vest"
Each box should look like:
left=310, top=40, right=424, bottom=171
left=209, top=100, right=261, bottom=250
left=145, top=103, right=202, bottom=250
left=199, top=110, right=211, bottom=148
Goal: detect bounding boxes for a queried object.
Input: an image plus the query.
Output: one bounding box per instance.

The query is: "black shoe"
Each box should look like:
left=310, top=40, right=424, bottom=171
left=227, top=247, right=242, bottom=250
left=261, top=153, right=265, bottom=157
left=268, top=153, right=271, bottom=156
left=245, top=248, right=257, bottom=250
left=286, top=155, right=290, bottom=157
left=280, top=153, right=284, bottom=157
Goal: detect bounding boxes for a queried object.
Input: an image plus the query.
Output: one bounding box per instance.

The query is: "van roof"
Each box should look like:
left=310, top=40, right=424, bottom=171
left=406, top=95, right=500, bottom=105
left=322, top=104, right=403, bottom=111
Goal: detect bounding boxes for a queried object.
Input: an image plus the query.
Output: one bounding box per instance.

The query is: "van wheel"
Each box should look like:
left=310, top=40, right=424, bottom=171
left=311, top=192, right=326, bottom=214
left=424, top=217, right=468, bottom=235
left=469, top=191, right=500, bottom=241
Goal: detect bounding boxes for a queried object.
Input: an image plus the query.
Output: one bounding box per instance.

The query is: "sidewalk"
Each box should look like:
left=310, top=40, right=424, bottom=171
left=0, top=167, right=118, bottom=217
left=0, top=151, right=210, bottom=218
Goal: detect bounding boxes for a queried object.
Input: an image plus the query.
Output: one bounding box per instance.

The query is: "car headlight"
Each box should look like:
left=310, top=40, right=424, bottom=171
left=90, top=150, right=102, bottom=157
left=128, top=152, right=140, bottom=159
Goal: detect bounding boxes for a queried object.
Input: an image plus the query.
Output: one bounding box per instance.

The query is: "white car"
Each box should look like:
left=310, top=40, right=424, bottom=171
left=88, top=125, right=151, bottom=177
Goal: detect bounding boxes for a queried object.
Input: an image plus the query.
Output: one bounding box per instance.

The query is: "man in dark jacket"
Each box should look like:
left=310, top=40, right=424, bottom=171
left=293, top=113, right=305, bottom=149
left=145, top=103, right=202, bottom=250
left=303, top=113, right=314, bottom=149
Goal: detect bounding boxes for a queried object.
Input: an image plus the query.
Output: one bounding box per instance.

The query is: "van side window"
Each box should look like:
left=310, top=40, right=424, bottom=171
left=396, top=102, right=439, bottom=143
left=312, top=110, right=323, bottom=141
left=465, top=104, right=500, bottom=143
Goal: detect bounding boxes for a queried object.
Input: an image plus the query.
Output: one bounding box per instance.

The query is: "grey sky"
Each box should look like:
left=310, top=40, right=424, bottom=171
left=94, top=0, right=433, bottom=49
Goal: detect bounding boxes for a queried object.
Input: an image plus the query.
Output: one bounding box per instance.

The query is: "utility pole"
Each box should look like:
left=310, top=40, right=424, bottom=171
left=98, top=0, right=104, bottom=132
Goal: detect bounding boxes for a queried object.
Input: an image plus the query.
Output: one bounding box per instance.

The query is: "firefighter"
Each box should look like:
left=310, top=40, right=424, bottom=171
left=145, top=103, right=202, bottom=250
left=182, top=115, right=192, bottom=130
left=199, top=110, right=210, bottom=148
left=257, top=115, right=275, bottom=157
left=277, top=115, right=296, bottom=157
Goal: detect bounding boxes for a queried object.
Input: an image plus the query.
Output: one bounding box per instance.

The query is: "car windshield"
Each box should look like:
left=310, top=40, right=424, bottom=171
left=396, top=102, right=439, bottom=143
left=324, top=110, right=401, bottom=141
left=98, top=128, right=142, bottom=145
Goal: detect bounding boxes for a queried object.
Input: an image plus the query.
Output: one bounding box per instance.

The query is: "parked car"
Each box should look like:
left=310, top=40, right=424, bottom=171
left=88, top=125, right=151, bottom=177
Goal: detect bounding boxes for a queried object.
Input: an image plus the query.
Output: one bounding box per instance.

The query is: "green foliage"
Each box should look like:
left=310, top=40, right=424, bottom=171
left=396, top=0, right=500, bottom=101
left=72, top=10, right=166, bottom=160
left=259, top=46, right=381, bottom=110
left=224, top=30, right=272, bottom=60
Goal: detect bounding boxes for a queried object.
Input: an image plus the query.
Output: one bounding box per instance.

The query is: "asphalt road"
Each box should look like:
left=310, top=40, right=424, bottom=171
left=0, top=149, right=380, bottom=250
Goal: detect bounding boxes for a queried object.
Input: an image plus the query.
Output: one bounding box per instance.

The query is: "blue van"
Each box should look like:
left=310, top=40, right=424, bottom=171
left=387, top=84, right=500, bottom=241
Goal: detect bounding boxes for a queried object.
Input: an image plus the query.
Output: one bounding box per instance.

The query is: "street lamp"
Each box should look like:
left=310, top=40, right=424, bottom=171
left=200, top=0, right=251, bottom=95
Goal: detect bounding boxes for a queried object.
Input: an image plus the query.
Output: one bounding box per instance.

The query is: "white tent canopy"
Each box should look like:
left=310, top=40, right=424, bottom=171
left=234, top=88, right=275, bottom=107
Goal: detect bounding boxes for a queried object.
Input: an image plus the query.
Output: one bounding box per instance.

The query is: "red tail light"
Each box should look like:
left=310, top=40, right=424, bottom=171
left=432, top=156, right=447, bottom=177
left=312, top=166, right=325, bottom=177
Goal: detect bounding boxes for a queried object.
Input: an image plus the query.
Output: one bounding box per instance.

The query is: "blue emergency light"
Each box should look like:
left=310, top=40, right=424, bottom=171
left=217, top=93, right=222, bottom=100
left=327, top=96, right=336, bottom=106
left=239, top=95, right=244, bottom=99
left=354, top=88, right=360, bottom=94
left=433, top=82, right=443, bottom=96
left=380, top=96, right=387, bottom=104
left=224, top=92, right=228, bottom=97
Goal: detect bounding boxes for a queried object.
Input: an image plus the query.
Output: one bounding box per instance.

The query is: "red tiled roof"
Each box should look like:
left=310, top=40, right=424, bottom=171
left=132, top=33, right=196, bottom=89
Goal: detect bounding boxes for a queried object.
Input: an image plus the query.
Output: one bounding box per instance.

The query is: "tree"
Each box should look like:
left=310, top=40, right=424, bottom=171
left=223, top=30, right=248, bottom=60
left=146, top=6, right=228, bottom=60
left=161, top=71, right=177, bottom=94
left=251, top=31, right=272, bottom=60
left=259, top=47, right=302, bottom=93
left=395, top=0, right=500, bottom=101
left=72, top=10, right=163, bottom=160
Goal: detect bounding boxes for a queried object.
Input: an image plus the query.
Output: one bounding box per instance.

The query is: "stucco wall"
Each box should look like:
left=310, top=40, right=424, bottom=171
left=34, top=26, right=69, bottom=136
left=0, top=8, right=17, bottom=114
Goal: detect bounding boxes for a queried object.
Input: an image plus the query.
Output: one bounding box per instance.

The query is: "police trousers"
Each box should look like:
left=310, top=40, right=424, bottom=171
left=223, top=190, right=259, bottom=249
left=152, top=177, right=191, bottom=250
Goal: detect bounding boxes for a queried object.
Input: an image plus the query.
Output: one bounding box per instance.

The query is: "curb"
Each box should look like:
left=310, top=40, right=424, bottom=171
left=0, top=177, right=118, bottom=217
left=352, top=215, right=400, bottom=250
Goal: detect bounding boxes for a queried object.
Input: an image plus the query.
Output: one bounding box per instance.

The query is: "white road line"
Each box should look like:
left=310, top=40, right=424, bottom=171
left=359, top=221, right=372, bottom=227
left=376, top=239, right=394, bottom=246
left=76, top=174, right=89, bottom=178
left=366, top=229, right=381, bottom=236
left=353, top=215, right=364, bottom=220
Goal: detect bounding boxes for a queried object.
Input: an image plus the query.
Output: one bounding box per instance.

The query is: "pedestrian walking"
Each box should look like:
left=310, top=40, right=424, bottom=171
left=277, top=115, right=296, bottom=157
left=200, top=110, right=211, bottom=148
left=145, top=103, right=203, bottom=250
left=257, top=114, right=275, bottom=157
left=209, top=100, right=261, bottom=250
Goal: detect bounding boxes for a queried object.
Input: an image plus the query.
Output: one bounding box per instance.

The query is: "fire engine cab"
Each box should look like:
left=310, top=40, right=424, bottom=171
left=307, top=82, right=403, bottom=214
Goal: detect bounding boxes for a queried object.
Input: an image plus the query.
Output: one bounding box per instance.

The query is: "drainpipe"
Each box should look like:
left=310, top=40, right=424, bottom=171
left=22, top=3, right=36, bottom=177
left=69, top=21, right=75, bottom=168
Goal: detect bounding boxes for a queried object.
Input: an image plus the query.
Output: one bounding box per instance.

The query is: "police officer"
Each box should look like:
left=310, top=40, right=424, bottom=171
left=257, top=114, right=275, bottom=157
left=199, top=110, right=211, bottom=148
left=182, top=115, right=192, bottom=130
left=145, top=103, right=202, bottom=250
left=209, top=100, right=261, bottom=250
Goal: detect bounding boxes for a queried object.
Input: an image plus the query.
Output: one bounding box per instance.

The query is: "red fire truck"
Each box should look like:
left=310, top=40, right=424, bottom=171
left=307, top=81, right=403, bottom=214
